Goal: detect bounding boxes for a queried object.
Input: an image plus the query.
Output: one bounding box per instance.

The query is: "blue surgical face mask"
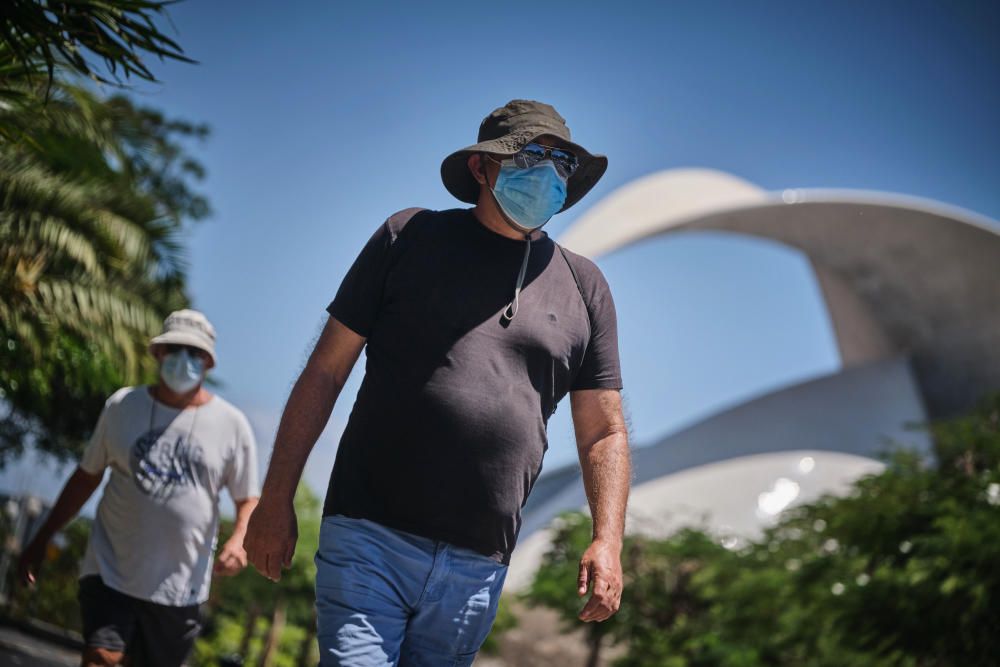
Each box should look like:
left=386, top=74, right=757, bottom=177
left=160, top=349, right=206, bottom=394
left=491, top=160, right=568, bottom=232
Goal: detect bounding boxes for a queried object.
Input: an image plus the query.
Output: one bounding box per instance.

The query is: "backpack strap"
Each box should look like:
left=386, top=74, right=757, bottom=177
left=556, top=244, right=595, bottom=400
left=385, top=207, right=428, bottom=240
left=557, top=243, right=588, bottom=315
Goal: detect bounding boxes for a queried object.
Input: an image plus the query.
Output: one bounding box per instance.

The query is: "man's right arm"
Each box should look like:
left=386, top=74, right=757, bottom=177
left=18, top=466, right=104, bottom=585
left=244, top=316, right=365, bottom=581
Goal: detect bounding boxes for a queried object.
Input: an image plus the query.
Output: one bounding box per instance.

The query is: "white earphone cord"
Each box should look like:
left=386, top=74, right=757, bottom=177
left=502, top=236, right=532, bottom=322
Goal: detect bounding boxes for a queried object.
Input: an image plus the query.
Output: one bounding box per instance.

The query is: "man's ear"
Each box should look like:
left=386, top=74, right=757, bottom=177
left=468, top=154, right=487, bottom=185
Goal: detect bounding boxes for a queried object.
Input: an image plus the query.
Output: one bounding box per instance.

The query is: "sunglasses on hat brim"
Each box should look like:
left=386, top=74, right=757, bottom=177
left=486, top=142, right=580, bottom=179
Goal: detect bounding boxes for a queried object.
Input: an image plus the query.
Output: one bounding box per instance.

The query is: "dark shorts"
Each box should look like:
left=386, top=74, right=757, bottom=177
left=78, top=575, right=203, bottom=667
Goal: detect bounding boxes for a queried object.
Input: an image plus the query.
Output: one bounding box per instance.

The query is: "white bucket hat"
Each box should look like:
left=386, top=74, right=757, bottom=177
left=149, top=309, right=217, bottom=363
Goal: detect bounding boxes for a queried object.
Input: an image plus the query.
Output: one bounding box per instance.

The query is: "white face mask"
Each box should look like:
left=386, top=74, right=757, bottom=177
left=160, top=349, right=205, bottom=394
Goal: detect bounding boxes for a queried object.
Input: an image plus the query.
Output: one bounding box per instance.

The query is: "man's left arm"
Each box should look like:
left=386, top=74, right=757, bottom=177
left=215, top=496, right=259, bottom=576
left=570, top=387, right=630, bottom=623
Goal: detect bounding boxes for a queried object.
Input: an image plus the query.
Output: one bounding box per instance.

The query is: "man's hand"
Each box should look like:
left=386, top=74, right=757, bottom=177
left=213, top=536, right=249, bottom=577
left=17, top=537, right=48, bottom=586
left=242, top=317, right=361, bottom=582
left=577, top=538, right=623, bottom=622
left=14, top=466, right=104, bottom=588
left=243, top=497, right=297, bottom=582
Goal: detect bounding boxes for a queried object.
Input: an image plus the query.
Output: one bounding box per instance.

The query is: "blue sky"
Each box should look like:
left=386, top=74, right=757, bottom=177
left=5, top=0, right=999, bottom=504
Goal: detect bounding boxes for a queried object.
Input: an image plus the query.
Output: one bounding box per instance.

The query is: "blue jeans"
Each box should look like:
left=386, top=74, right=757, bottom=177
left=314, top=515, right=508, bottom=666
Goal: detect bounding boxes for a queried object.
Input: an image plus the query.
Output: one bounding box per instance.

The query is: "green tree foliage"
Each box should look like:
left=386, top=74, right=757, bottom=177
left=0, top=1, right=191, bottom=95
left=0, top=82, right=208, bottom=465
left=0, top=0, right=205, bottom=466
left=524, top=395, right=1000, bottom=667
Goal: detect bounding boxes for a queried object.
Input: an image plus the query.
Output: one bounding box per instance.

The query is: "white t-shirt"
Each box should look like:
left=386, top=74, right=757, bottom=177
left=79, top=386, right=259, bottom=606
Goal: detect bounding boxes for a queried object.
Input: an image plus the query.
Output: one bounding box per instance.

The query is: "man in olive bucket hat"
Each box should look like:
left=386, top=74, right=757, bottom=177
left=246, top=100, right=630, bottom=665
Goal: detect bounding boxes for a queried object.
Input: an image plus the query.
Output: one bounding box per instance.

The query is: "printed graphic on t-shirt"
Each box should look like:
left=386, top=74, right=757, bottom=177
left=129, top=428, right=209, bottom=500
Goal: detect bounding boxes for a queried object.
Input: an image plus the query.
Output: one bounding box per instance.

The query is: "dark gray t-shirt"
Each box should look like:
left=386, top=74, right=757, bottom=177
left=325, top=208, right=622, bottom=563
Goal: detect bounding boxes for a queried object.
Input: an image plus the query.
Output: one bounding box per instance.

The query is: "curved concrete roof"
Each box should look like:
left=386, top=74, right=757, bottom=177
left=522, top=356, right=928, bottom=539
left=559, top=169, right=1000, bottom=417
left=508, top=449, right=886, bottom=591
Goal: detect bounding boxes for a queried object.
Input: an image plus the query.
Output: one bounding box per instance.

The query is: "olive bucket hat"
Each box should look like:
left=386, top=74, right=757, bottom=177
left=440, top=99, right=608, bottom=213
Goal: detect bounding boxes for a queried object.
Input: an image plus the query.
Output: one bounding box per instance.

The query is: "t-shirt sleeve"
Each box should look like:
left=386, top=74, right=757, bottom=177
left=568, top=254, right=624, bottom=392
left=225, top=413, right=260, bottom=501
left=327, top=208, right=424, bottom=337
left=78, top=399, right=114, bottom=475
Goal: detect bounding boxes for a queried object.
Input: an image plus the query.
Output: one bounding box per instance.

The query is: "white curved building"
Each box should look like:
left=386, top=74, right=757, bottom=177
left=507, top=169, right=1000, bottom=590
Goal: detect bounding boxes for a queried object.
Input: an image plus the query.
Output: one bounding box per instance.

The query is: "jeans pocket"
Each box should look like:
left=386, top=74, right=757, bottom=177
left=449, top=561, right=508, bottom=656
